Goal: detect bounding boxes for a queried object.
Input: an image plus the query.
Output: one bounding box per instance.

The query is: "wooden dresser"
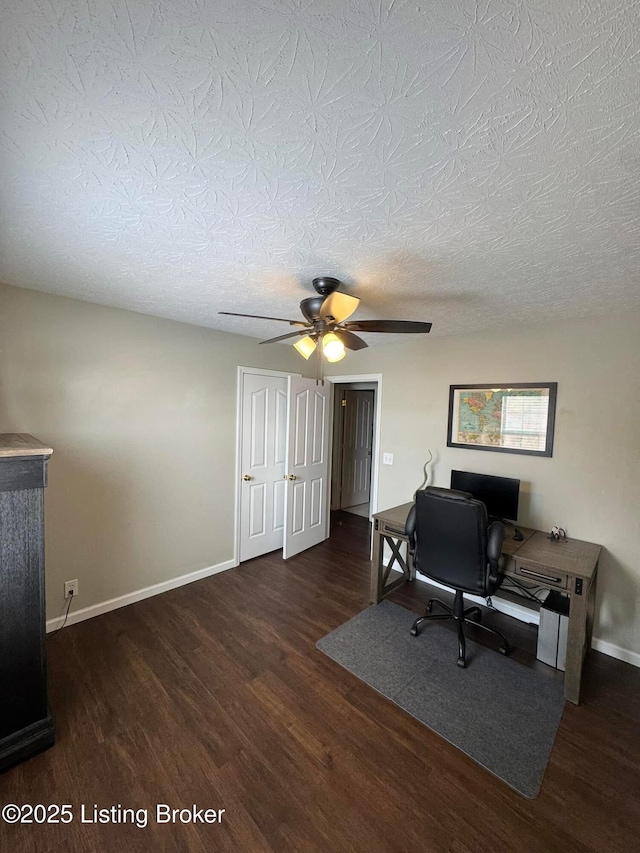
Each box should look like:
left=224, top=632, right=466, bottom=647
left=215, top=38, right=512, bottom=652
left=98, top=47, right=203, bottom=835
left=0, top=434, right=55, bottom=771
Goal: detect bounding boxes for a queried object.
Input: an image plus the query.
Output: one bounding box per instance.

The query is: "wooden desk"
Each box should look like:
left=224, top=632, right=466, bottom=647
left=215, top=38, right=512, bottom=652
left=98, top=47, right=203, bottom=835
left=371, top=503, right=601, bottom=705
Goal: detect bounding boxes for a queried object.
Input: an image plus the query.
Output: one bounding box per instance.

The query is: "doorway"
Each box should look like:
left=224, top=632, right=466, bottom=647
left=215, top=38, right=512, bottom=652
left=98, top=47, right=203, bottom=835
left=327, top=376, right=381, bottom=522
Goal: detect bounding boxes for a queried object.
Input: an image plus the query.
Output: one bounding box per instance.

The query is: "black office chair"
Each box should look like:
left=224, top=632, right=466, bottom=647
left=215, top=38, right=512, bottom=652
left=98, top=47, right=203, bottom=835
left=405, top=486, right=511, bottom=668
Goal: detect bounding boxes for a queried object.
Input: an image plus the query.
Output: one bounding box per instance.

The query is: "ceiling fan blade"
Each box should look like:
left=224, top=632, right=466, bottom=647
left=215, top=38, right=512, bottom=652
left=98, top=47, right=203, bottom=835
left=334, top=329, right=368, bottom=351
left=219, top=311, right=307, bottom=327
left=259, top=329, right=311, bottom=345
left=319, top=292, right=360, bottom=324
left=343, top=320, right=432, bottom=334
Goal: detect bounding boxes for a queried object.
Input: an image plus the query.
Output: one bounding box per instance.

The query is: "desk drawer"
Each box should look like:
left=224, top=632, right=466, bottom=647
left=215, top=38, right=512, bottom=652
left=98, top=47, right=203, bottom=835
left=379, top=522, right=409, bottom=539
left=513, top=559, right=568, bottom=590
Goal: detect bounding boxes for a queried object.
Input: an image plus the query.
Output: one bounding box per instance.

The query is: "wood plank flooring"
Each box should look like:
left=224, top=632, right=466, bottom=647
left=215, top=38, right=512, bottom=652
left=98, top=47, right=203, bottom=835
left=1, top=511, right=639, bottom=852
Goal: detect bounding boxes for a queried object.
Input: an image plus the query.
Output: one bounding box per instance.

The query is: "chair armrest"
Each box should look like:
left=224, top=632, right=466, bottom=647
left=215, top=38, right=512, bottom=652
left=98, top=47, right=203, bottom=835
left=405, top=503, right=416, bottom=553
left=487, top=520, right=505, bottom=586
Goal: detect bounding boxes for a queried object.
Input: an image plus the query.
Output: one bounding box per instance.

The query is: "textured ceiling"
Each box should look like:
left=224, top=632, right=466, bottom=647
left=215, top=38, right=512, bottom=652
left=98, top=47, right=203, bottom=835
left=1, top=0, right=639, bottom=343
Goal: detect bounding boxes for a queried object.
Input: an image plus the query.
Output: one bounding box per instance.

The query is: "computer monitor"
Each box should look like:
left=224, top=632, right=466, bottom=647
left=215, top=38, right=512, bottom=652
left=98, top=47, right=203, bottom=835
left=450, top=469, right=520, bottom=522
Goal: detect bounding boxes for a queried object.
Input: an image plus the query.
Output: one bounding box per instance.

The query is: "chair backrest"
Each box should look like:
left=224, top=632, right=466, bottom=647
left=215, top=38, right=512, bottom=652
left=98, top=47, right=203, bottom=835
left=411, top=486, right=504, bottom=595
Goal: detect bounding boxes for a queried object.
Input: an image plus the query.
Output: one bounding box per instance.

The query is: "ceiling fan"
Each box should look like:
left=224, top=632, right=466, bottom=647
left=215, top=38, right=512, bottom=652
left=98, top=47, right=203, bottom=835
left=219, top=276, right=432, bottom=364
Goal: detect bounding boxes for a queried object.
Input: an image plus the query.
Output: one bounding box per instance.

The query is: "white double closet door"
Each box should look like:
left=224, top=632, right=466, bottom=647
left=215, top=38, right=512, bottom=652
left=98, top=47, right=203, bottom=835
left=239, top=371, right=330, bottom=562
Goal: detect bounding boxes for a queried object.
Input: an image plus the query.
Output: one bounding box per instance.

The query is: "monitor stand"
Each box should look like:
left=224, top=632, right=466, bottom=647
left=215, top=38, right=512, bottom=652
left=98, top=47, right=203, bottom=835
left=489, top=517, right=523, bottom=541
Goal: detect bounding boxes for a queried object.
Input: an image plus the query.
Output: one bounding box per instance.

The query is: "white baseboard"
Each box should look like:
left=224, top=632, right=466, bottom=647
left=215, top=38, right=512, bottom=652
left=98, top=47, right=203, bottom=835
left=46, top=558, right=237, bottom=633
left=46, top=556, right=640, bottom=670
left=591, top=638, right=640, bottom=668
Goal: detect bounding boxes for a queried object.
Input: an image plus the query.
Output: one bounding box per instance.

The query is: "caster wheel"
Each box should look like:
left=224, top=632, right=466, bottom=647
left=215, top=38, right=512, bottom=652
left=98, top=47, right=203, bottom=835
left=499, top=645, right=510, bottom=656
left=457, top=657, right=466, bottom=668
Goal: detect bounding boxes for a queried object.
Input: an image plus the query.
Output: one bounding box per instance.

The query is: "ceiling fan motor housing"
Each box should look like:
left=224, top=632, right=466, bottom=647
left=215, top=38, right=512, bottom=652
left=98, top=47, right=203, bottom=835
left=299, top=296, right=325, bottom=323
left=312, top=276, right=341, bottom=296
left=300, top=277, right=342, bottom=323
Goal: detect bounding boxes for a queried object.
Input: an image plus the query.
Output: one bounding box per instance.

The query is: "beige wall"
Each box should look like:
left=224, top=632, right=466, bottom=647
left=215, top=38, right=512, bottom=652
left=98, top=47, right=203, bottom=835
left=329, top=313, right=640, bottom=661
left=0, top=283, right=301, bottom=620
left=2, top=282, right=638, bottom=661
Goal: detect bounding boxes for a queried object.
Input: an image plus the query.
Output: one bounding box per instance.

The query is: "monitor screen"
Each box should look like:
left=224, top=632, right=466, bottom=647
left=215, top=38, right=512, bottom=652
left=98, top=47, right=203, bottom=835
left=450, top=470, right=520, bottom=521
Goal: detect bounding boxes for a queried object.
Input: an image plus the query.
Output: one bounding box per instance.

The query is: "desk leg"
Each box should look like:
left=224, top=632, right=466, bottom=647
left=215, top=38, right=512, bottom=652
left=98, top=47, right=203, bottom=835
left=586, top=566, right=598, bottom=650
left=370, top=530, right=413, bottom=603
left=370, top=526, right=383, bottom=604
left=564, top=574, right=590, bottom=705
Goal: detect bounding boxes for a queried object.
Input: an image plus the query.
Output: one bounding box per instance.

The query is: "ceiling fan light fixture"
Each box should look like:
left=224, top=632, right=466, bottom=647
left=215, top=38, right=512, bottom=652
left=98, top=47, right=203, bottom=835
left=293, top=335, right=317, bottom=359
left=322, top=332, right=346, bottom=362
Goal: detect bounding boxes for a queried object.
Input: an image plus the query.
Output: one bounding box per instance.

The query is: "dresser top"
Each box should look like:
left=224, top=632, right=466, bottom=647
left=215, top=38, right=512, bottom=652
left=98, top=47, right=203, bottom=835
left=0, top=434, right=53, bottom=458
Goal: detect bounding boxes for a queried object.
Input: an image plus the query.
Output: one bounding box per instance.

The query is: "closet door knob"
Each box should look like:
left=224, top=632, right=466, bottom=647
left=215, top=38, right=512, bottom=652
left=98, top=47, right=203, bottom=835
left=243, top=474, right=253, bottom=481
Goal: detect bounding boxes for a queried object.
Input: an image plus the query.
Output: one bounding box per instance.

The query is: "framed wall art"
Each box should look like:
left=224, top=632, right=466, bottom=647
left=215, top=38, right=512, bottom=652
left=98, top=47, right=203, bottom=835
left=447, top=383, right=557, bottom=457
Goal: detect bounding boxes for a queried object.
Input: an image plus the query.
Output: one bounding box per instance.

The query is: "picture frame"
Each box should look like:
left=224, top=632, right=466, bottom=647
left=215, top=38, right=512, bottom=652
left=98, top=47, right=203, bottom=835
left=447, top=383, right=557, bottom=457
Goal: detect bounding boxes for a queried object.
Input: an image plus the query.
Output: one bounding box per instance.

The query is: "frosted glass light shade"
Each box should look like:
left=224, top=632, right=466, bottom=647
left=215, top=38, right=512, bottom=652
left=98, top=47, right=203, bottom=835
left=326, top=347, right=346, bottom=363
left=293, top=336, right=317, bottom=359
left=322, top=332, right=346, bottom=362
left=320, top=292, right=360, bottom=324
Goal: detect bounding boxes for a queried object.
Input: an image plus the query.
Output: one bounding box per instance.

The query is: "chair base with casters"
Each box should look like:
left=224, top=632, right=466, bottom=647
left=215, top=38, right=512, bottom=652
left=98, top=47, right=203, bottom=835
left=410, top=589, right=511, bottom=668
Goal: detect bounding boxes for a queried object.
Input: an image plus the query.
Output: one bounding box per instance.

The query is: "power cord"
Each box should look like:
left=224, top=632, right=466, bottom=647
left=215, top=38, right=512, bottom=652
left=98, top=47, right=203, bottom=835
left=501, top=575, right=547, bottom=603
left=49, top=591, right=74, bottom=637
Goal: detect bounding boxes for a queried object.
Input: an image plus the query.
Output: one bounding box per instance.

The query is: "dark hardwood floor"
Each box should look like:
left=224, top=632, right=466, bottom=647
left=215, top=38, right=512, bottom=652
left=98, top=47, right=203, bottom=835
left=2, top=512, right=639, bottom=852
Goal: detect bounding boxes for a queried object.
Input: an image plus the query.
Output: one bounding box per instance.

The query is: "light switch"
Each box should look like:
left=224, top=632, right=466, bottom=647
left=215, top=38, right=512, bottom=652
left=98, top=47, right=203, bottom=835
left=382, top=452, right=394, bottom=465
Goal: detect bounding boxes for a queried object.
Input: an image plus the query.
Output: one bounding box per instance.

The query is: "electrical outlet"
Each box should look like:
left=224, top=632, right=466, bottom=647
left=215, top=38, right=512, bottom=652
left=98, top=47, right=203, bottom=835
left=64, top=579, right=78, bottom=599
left=382, top=452, right=394, bottom=465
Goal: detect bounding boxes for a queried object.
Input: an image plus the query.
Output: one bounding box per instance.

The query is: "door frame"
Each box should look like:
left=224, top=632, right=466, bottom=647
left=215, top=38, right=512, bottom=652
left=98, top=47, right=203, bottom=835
left=234, top=366, right=301, bottom=566
left=326, top=373, right=383, bottom=519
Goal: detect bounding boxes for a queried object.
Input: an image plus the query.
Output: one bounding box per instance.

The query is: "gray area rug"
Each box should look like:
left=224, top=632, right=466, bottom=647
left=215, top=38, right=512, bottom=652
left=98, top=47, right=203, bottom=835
left=316, top=600, right=565, bottom=798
